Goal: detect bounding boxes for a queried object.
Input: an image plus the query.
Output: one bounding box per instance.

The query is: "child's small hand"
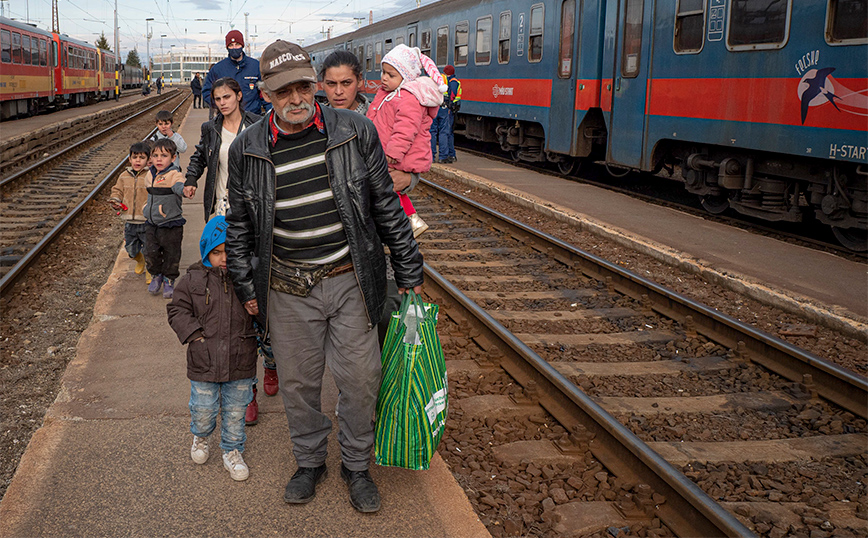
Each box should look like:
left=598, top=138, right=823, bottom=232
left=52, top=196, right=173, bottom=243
left=386, top=156, right=398, bottom=165
left=110, top=202, right=122, bottom=210
left=183, top=186, right=196, bottom=198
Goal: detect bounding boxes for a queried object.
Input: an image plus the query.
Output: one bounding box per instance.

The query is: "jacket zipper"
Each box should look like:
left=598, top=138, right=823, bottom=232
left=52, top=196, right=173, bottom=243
left=324, top=134, right=373, bottom=329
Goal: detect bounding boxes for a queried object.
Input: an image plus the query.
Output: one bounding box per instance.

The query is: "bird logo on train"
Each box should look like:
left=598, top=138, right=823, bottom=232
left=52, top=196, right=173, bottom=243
left=797, top=66, right=868, bottom=125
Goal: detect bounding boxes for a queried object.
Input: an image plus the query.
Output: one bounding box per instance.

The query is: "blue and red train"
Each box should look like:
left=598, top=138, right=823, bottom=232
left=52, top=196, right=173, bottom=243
left=307, top=0, right=867, bottom=249
left=0, top=16, right=145, bottom=121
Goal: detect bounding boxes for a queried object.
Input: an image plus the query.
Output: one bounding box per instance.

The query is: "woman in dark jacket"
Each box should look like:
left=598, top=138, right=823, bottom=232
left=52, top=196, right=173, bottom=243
left=184, top=77, right=260, bottom=222
left=190, top=73, right=203, bottom=108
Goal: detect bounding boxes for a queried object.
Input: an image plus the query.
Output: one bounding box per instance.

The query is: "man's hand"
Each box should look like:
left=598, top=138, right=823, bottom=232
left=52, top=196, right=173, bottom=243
left=244, top=299, right=259, bottom=316
left=389, top=170, right=412, bottom=192
left=183, top=185, right=196, bottom=198
left=398, top=285, right=423, bottom=295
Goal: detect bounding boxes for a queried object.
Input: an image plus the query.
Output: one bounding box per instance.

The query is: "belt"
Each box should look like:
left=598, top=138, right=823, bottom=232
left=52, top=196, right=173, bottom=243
left=323, top=262, right=353, bottom=278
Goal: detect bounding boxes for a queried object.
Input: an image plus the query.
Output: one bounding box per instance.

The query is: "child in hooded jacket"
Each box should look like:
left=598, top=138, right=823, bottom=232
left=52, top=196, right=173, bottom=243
left=167, top=216, right=258, bottom=481
left=109, top=141, right=152, bottom=282
left=366, top=44, right=446, bottom=237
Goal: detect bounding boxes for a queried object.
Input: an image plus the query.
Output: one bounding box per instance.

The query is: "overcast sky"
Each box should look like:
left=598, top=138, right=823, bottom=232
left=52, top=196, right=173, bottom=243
left=4, top=0, right=425, bottom=61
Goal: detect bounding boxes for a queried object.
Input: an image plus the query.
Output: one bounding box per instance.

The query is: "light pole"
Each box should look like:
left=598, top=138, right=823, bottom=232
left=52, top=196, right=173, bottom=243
left=160, top=34, right=166, bottom=78
left=169, top=44, right=176, bottom=85
left=145, top=18, right=153, bottom=82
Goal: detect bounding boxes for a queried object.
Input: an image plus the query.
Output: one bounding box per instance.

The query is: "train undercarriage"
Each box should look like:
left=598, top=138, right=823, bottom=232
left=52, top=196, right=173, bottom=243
left=458, top=113, right=867, bottom=251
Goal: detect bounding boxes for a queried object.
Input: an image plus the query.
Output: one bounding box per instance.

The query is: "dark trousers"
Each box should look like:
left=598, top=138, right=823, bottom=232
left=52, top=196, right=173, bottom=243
left=430, top=107, right=451, bottom=161
left=144, top=224, right=183, bottom=281
left=192, top=94, right=202, bottom=108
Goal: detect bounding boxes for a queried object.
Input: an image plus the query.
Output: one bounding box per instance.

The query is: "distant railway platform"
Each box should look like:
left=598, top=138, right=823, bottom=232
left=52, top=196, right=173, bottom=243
left=0, top=107, right=488, bottom=538
left=430, top=152, right=867, bottom=324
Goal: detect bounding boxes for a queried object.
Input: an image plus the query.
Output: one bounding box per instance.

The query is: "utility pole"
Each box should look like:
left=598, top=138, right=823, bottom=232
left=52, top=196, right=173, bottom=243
left=52, top=0, right=59, bottom=32
left=244, top=13, right=250, bottom=56
left=114, top=0, right=119, bottom=99
left=146, top=18, right=153, bottom=82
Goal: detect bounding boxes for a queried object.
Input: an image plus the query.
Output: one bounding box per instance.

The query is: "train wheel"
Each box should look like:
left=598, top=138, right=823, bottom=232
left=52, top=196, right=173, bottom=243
left=557, top=158, right=580, bottom=176
left=700, top=195, right=730, bottom=215
left=510, top=150, right=521, bottom=163
left=832, top=226, right=868, bottom=252
left=605, top=163, right=631, bottom=178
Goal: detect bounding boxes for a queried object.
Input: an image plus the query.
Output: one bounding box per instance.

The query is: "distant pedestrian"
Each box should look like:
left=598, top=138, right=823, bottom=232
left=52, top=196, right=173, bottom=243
left=367, top=44, right=446, bottom=237
left=203, top=30, right=267, bottom=114
left=156, top=76, right=163, bottom=95
left=141, top=81, right=151, bottom=96
left=149, top=110, right=188, bottom=169
left=143, top=138, right=191, bottom=299
left=108, top=141, right=152, bottom=286
left=430, top=65, right=461, bottom=163
left=191, top=73, right=203, bottom=108
left=167, top=216, right=257, bottom=482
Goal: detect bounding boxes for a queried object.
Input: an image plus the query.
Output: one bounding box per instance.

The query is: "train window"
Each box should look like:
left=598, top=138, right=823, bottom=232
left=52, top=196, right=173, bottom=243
left=455, top=22, right=469, bottom=66
left=674, top=0, right=705, bottom=53
left=385, top=38, right=393, bottom=53
left=436, top=26, right=449, bottom=66
left=558, top=0, right=576, bottom=77
left=498, top=12, right=511, bottom=64
left=375, top=41, right=383, bottom=66
left=476, top=16, right=492, bottom=65
left=826, top=0, right=868, bottom=44
left=396, top=36, right=405, bottom=46
left=620, top=0, right=643, bottom=77
left=529, top=3, right=544, bottom=62
left=727, top=0, right=791, bottom=50
left=366, top=43, right=373, bottom=71
left=409, top=25, right=417, bottom=48
left=52, top=41, right=57, bottom=67
left=31, top=37, right=39, bottom=66
left=421, top=29, right=432, bottom=58
left=11, top=32, right=20, bottom=64
left=39, top=39, right=47, bottom=66
left=357, top=45, right=364, bottom=65
left=0, top=30, right=10, bottom=63
left=22, top=35, right=31, bottom=65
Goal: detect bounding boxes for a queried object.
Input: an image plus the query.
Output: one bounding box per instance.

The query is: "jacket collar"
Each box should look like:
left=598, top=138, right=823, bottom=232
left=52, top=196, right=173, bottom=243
left=150, top=162, right=181, bottom=178
left=126, top=166, right=149, bottom=177
left=245, top=103, right=355, bottom=159
left=268, top=101, right=325, bottom=146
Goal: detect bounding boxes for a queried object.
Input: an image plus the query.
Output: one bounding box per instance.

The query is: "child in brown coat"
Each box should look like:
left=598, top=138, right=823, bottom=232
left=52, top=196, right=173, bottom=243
left=166, top=216, right=258, bottom=481
left=108, top=141, right=152, bottom=281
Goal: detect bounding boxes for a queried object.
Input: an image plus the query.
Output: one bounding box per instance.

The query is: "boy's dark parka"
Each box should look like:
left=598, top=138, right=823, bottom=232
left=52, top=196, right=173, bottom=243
left=167, top=261, right=257, bottom=382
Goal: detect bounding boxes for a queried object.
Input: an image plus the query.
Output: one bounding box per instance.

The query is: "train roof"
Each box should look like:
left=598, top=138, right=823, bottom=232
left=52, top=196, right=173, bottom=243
left=0, top=16, right=54, bottom=39
left=305, top=0, right=470, bottom=51
left=59, top=33, right=99, bottom=50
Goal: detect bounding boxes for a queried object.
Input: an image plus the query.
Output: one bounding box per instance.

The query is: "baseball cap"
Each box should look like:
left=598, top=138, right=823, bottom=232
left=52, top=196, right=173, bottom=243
left=259, top=40, right=317, bottom=92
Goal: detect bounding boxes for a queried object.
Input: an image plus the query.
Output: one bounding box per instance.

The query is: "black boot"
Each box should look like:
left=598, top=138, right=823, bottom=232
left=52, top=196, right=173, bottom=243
left=341, top=464, right=380, bottom=513
left=284, top=464, right=327, bottom=504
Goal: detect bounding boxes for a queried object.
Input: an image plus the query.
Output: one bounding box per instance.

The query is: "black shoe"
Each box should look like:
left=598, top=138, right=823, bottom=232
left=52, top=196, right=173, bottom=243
left=437, top=159, right=449, bottom=164
left=341, top=464, right=380, bottom=513
left=449, top=156, right=457, bottom=163
left=284, top=464, right=327, bottom=504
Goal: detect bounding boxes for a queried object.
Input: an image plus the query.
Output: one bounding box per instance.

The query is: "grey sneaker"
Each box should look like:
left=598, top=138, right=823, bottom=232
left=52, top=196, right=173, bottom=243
left=162, top=279, right=175, bottom=299
left=191, top=435, right=209, bottom=464
left=222, top=449, right=249, bottom=481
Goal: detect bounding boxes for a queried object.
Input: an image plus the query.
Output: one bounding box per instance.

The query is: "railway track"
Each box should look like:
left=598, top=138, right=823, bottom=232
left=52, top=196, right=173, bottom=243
left=452, top=144, right=866, bottom=259
left=0, top=91, right=190, bottom=294
left=416, top=179, right=867, bottom=537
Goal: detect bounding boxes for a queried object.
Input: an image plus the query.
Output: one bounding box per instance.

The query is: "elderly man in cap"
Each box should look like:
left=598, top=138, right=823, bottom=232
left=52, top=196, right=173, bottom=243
left=224, top=40, right=423, bottom=513
left=202, top=30, right=267, bottom=114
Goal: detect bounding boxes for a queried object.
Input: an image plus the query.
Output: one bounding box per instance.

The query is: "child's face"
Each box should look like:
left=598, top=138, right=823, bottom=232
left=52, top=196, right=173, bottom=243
left=380, top=63, right=403, bottom=92
left=156, top=120, right=173, bottom=136
left=129, top=152, right=148, bottom=171
left=151, top=148, right=175, bottom=171
left=208, top=244, right=227, bottom=269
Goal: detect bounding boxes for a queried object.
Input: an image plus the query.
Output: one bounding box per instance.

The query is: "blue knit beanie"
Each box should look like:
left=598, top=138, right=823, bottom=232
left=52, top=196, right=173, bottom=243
left=200, top=216, right=228, bottom=267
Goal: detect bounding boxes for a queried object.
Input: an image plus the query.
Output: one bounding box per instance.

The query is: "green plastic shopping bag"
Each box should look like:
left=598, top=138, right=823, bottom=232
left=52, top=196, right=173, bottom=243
left=375, top=291, right=448, bottom=470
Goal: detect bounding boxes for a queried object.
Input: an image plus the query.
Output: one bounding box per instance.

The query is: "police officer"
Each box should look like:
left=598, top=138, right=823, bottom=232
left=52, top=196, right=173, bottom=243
left=203, top=30, right=267, bottom=114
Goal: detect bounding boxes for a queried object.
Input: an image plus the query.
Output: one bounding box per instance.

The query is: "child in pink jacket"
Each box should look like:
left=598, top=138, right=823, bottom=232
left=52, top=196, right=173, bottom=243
left=367, top=44, right=446, bottom=237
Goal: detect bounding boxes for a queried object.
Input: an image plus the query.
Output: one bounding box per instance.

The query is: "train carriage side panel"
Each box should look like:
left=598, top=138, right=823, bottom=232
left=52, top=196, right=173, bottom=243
left=0, top=17, right=54, bottom=117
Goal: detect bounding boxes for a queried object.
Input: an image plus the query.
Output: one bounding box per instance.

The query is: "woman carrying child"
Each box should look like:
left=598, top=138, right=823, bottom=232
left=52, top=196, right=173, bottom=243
left=365, top=44, right=446, bottom=238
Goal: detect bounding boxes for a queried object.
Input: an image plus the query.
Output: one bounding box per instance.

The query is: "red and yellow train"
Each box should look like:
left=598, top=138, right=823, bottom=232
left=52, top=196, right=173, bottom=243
left=0, top=16, right=144, bottom=120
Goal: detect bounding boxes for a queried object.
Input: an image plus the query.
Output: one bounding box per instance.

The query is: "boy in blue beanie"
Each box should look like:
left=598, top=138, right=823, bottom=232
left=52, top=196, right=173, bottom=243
left=167, top=216, right=258, bottom=481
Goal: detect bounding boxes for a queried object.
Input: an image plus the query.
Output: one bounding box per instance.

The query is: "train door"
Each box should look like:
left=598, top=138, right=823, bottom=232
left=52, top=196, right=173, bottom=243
left=408, top=25, right=417, bottom=48
left=547, top=0, right=580, bottom=155
left=607, top=0, right=651, bottom=168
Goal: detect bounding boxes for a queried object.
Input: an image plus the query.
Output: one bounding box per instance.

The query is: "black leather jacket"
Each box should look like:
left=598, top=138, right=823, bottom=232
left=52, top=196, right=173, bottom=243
left=184, top=111, right=261, bottom=220
left=225, top=106, right=424, bottom=329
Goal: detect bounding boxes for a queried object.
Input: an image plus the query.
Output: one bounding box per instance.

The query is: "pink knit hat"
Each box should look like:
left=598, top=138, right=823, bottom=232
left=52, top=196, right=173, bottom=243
left=382, top=44, right=447, bottom=92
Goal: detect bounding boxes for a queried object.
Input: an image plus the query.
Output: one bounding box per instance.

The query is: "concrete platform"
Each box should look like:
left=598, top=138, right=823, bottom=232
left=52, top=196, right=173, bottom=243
left=432, top=153, right=867, bottom=330
left=0, top=107, right=489, bottom=538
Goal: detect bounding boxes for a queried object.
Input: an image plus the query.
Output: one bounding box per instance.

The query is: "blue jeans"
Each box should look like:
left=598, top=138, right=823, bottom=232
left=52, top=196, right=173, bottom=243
left=445, top=108, right=455, bottom=159
left=430, top=107, right=451, bottom=161
left=123, top=222, right=147, bottom=258
left=189, top=378, right=254, bottom=453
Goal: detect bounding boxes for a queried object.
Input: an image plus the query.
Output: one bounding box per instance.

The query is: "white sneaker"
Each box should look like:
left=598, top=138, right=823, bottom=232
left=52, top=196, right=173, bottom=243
left=191, top=435, right=209, bottom=464
left=222, top=449, right=249, bottom=481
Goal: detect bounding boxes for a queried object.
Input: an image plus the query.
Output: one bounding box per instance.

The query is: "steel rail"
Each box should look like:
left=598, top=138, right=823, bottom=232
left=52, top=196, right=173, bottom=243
left=0, top=94, right=190, bottom=296
left=422, top=264, right=756, bottom=538
left=0, top=89, right=180, bottom=188
left=421, top=179, right=868, bottom=419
